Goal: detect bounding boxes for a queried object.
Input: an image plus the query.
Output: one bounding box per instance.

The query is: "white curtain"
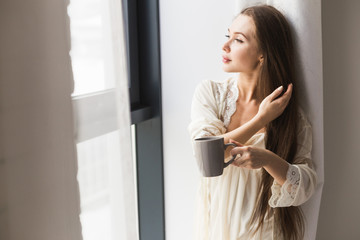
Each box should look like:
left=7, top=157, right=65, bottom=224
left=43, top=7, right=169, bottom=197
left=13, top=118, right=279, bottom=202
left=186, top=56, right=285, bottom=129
left=0, top=0, right=83, bottom=239
left=0, top=0, right=137, bottom=239
left=235, top=1, right=324, bottom=239
left=108, top=0, right=138, bottom=239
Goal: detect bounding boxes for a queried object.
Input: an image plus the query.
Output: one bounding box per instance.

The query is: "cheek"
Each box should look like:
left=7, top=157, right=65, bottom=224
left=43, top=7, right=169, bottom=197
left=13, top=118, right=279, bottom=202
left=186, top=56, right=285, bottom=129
left=234, top=48, right=256, bottom=67
left=232, top=44, right=250, bottom=57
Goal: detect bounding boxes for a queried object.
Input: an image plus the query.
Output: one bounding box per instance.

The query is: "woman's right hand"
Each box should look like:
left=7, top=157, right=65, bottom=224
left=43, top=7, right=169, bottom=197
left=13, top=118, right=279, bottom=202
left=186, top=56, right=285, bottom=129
left=256, top=84, right=293, bottom=126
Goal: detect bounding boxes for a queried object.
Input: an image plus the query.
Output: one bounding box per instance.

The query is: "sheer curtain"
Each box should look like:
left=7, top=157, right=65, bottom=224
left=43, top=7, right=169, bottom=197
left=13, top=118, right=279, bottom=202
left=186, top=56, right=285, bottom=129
left=235, top=1, right=324, bottom=239
left=108, top=0, right=138, bottom=239
left=68, top=0, right=138, bottom=238
left=0, top=0, right=136, bottom=238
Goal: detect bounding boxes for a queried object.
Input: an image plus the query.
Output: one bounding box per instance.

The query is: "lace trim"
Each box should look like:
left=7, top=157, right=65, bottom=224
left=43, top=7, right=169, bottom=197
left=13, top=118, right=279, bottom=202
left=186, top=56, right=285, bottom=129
left=269, top=164, right=301, bottom=207
left=214, top=78, right=238, bottom=128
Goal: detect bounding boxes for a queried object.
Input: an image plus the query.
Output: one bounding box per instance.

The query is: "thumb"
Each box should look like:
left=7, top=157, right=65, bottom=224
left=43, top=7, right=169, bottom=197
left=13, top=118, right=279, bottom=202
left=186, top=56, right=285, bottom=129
left=230, top=146, right=245, bottom=157
left=229, top=139, right=243, bottom=147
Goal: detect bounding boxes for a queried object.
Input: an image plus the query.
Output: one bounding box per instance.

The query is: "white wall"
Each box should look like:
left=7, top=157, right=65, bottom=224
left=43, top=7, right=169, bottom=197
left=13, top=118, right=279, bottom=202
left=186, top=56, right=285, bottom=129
left=317, top=1, right=360, bottom=239
left=159, top=1, right=235, bottom=239
left=0, top=0, right=82, bottom=239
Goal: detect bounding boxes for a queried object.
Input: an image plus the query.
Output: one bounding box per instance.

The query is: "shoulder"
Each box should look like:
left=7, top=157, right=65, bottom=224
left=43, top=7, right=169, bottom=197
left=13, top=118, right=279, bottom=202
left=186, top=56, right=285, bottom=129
left=194, top=79, right=215, bottom=94
left=194, top=79, right=224, bottom=93
left=194, top=77, right=235, bottom=99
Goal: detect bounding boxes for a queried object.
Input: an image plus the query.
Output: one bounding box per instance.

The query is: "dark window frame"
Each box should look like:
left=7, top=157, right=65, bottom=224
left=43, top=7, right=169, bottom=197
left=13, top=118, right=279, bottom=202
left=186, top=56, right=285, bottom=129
left=123, top=0, right=165, bottom=239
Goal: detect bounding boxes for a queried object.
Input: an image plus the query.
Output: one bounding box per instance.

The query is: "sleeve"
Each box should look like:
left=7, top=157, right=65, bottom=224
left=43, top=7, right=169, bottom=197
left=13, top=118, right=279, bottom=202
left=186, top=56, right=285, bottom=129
left=188, top=80, right=227, bottom=140
left=269, top=110, right=317, bottom=208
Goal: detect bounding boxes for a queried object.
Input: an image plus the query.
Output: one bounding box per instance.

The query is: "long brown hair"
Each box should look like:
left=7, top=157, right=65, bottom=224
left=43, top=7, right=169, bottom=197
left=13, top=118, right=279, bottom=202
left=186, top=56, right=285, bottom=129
left=241, top=5, right=304, bottom=240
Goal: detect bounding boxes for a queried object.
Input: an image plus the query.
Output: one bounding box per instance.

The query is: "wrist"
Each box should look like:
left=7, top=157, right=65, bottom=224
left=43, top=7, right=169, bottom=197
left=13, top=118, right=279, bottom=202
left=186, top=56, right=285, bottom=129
left=261, top=149, right=275, bottom=168
left=262, top=150, right=289, bottom=170
left=253, top=114, right=267, bottom=128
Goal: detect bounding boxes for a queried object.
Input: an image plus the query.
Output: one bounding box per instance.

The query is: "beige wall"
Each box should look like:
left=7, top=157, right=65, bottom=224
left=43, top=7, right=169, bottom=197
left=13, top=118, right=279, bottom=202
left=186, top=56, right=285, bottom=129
left=0, top=0, right=82, bottom=239
left=317, top=1, right=360, bottom=239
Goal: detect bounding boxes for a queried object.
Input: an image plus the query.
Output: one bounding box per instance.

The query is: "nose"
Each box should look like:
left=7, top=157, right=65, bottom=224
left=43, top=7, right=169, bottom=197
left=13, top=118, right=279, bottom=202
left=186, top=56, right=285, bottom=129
left=222, top=40, right=231, bottom=53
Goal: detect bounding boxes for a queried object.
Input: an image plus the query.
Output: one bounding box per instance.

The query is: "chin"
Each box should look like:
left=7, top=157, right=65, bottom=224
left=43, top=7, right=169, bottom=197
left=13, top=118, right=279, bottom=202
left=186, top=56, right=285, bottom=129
left=222, top=66, right=236, bottom=73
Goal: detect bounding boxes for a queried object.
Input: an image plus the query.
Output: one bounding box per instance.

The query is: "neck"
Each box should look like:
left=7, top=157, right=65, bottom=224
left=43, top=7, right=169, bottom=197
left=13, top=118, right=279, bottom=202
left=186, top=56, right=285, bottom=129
left=236, top=71, right=260, bottom=103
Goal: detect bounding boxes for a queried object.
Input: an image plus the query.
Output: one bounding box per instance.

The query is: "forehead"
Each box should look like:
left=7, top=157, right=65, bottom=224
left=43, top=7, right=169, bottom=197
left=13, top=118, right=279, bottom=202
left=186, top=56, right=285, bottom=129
left=229, top=14, right=257, bottom=39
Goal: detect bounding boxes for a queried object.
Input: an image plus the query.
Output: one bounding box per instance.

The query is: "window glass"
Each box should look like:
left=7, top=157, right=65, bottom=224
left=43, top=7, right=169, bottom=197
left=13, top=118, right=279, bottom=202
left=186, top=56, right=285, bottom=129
left=68, top=0, right=115, bottom=96
left=68, top=0, right=139, bottom=239
left=76, top=131, right=117, bottom=240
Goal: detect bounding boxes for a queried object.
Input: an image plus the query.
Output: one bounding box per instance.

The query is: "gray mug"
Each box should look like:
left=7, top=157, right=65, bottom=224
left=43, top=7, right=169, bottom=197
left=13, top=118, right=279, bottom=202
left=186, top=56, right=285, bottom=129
left=193, top=136, right=237, bottom=177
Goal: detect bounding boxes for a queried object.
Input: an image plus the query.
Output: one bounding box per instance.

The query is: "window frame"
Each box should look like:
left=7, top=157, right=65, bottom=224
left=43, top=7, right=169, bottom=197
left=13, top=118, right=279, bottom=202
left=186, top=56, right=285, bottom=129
left=123, top=0, right=165, bottom=239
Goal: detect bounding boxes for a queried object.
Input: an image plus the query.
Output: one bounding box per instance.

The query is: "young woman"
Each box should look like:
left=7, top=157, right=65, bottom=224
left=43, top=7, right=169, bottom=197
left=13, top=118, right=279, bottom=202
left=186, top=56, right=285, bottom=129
left=188, top=5, right=317, bottom=240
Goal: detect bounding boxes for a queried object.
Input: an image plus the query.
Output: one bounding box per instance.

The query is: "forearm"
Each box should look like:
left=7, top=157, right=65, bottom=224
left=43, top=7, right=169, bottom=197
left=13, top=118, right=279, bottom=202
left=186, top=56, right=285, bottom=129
left=222, top=115, right=265, bottom=158
left=222, top=115, right=265, bottom=144
left=263, top=150, right=289, bottom=185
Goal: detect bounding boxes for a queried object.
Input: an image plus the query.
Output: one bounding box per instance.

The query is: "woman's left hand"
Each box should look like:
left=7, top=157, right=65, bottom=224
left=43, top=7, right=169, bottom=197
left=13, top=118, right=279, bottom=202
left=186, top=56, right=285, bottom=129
left=229, top=139, right=270, bottom=169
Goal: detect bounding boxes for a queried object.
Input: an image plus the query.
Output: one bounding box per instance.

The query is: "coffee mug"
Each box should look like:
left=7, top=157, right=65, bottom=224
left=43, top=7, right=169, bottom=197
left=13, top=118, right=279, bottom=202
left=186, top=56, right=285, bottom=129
left=193, top=136, right=237, bottom=177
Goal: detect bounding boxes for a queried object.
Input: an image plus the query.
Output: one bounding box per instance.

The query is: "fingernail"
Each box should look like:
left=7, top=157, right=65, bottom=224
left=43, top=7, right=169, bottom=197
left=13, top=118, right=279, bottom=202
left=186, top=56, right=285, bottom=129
left=277, top=86, right=283, bottom=90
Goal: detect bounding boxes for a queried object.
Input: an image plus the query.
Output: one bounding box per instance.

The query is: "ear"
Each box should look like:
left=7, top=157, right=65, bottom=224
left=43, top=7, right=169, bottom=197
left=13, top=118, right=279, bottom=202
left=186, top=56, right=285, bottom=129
left=259, top=55, right=264, bottom=65
left=259, top=55, right=264, bottom=63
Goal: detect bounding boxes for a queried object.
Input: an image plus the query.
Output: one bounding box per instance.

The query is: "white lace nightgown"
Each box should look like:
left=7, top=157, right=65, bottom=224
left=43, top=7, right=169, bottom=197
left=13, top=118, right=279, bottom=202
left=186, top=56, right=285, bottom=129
left=188, top=77, right=317, bottom=240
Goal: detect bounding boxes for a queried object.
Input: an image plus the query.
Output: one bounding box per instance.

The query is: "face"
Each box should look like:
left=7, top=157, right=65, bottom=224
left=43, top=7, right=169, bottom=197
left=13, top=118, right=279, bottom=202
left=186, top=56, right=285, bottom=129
left=222, top=14, right=263, bottom=73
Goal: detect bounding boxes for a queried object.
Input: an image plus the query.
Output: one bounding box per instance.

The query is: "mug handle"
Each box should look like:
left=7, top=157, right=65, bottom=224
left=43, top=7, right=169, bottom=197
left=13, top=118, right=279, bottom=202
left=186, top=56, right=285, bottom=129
left=223, top=143, right=237, bottom=168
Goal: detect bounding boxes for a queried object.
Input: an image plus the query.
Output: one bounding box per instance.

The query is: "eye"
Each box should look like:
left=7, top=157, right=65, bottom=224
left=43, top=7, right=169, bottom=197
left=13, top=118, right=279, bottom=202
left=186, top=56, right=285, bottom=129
left=225, top=34, right=243, bottom=43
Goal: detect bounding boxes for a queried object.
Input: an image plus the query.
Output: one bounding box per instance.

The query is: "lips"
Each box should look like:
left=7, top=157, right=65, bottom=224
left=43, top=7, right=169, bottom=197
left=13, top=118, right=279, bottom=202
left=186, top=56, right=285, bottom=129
left=222, top=56, right=231, bottom=63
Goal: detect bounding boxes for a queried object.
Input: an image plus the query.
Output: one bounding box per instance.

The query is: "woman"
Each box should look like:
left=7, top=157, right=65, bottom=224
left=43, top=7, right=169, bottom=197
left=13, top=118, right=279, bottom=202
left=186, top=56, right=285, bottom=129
left=188, top=5, right=317, bottom=240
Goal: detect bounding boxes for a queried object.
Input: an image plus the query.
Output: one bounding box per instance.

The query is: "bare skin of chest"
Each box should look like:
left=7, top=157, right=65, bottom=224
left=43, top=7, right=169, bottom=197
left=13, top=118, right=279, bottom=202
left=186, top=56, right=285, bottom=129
left=227, top=101, right=265, bottom=134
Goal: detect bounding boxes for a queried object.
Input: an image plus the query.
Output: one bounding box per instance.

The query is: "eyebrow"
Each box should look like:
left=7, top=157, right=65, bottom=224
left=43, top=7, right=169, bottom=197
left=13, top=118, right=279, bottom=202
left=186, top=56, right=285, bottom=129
left=228, top=28, right=248, bottom=39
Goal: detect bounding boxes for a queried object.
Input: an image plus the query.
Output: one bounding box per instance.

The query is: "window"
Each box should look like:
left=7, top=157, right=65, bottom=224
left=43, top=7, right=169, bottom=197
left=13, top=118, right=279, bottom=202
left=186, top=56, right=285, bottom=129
left=68, top=0, right=139, bottom=239
left=69, top=0, right=116, bottom=97
left=68, top=0, right=164, bottom=239
left=124, top=0, right=165, bottom=238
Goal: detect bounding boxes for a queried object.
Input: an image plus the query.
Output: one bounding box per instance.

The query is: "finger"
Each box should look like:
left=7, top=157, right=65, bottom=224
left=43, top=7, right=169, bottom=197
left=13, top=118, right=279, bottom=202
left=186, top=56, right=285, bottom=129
left=230, top=146, right=246, bottom=156
left=229, top=139, right=243, bottom=147
left=266, top=86, right=284, bottom=102
left=284, top=86, right=292, bottom=105
left=235, top=158, right=247, bottom=168
left=286, top=83, right=293, bottom=94
left=273, top=84, right=293, bottom=105
left=282, top=83, right=293, bottom=101
left=232, top=154, right=244, bottom=166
